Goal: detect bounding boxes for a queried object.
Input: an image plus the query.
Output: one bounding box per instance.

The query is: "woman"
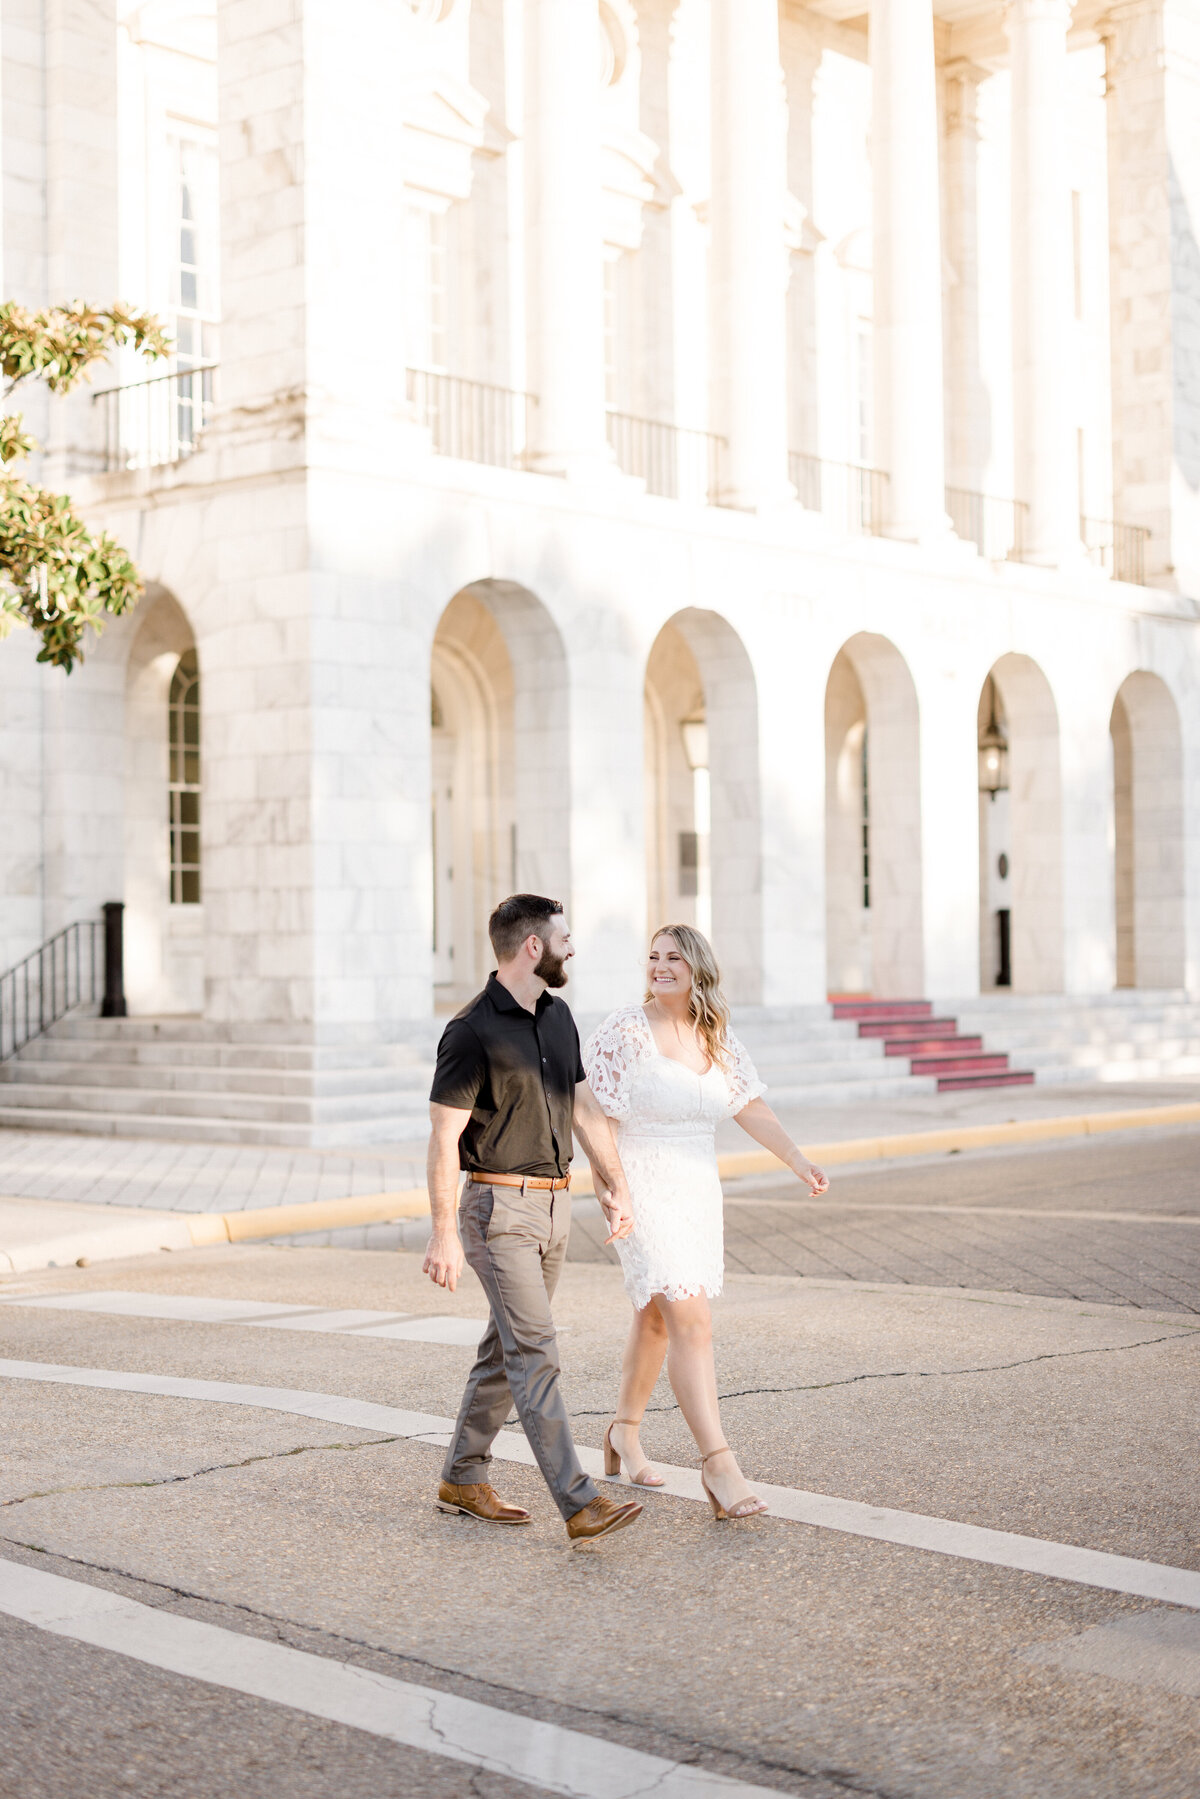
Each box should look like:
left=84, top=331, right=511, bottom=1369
left=583, top=925, right=830, bottom=1521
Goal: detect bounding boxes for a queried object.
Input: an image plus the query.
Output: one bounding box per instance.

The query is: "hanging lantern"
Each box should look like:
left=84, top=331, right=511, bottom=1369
left=978, top=684, right=1009, bottom=795
left=680, top=715, right=709, bottom=772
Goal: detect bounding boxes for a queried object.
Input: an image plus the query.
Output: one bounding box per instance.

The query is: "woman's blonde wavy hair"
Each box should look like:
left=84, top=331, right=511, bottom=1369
left=643, top=924, right=732, bottom=1071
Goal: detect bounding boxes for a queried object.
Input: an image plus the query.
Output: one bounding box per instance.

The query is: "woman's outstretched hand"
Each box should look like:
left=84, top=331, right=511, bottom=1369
left=798, top=1160, right=829, bottom=1196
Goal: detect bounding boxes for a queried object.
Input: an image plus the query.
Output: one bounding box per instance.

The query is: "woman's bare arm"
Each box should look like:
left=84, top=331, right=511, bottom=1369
left=731, top=1097, right=829, bottom=1195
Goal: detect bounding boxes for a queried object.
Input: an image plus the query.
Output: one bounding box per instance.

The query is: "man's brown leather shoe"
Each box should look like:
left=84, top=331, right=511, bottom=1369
left=436, top=1480, right=532, bottom=1525
left=565, top=1493, right=643, bottom=1545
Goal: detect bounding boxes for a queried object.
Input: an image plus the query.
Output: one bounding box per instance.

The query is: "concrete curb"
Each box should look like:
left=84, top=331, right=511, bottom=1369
left=180, top=1098, right=1200, bottom=1246
left=2, top=1100, right=1195, bottom=1272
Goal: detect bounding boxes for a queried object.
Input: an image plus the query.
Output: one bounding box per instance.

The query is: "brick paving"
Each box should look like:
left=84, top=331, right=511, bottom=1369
left=0, top=1130, right=424, bottom=1214
left=567, top=1131, right=1200, bottom=1314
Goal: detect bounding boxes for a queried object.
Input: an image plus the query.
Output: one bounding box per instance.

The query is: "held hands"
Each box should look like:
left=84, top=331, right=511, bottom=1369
left=423, top=1228, right=466, bottom=1291
left=599, top=1184, right=635, bottom=1245
left=797, top=1160, right=830, bottom=1197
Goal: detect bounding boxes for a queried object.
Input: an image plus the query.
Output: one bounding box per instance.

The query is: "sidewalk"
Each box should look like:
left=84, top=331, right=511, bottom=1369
left=1, top=1077, right=1197, bottom=1274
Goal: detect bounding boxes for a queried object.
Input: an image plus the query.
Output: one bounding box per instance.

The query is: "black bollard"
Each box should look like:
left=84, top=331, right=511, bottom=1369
left=101, top=901, right=127, bottom=1018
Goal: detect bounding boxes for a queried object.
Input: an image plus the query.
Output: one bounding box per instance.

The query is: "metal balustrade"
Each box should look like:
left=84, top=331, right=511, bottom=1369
left=92, top=365, right=217, bottom=471
left=945, top=486, right=1029, bottom=562
left=0, top=919, right=104, bottom=1061
left=605, top=409, right=726, bottom=504
left=1081, top=515, right=1150, bottom=587
left=789, top=452, right=888, bottom=537
left=406, top=368, right=534, bottom=470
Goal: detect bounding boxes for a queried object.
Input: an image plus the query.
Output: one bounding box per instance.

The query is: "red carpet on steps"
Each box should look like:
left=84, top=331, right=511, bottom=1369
left=830, top=998, right=1035, bottom=1092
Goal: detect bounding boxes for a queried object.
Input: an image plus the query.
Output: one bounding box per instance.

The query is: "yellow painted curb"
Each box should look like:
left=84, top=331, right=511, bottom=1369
left=182, top=1100, right=1200, bottom=1247
left=187, top=1188, right=430, bottom=1248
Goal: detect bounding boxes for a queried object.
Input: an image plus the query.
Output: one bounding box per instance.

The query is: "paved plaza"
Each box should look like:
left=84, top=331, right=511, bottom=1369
left=0, top=1125, right=1197, bottom=1797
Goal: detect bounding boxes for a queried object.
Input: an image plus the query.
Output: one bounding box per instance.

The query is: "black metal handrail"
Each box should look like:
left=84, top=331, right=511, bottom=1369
left=92, top=363, right=218, bottom=472
left=605, top=409, right=726, bottom=504
left=789, top=452, right=888, bottom=536
left=1, top=919, right=103, bottom=1060
left=0, top=904, right=125, bottom=1061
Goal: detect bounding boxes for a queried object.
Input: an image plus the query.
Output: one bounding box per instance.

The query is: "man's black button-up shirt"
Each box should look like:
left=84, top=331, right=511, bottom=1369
left=429, top=973, right=585, bottom=1178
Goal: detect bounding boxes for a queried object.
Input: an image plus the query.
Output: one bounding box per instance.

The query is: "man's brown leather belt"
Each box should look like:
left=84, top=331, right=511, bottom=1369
left=469, top=1171, right=570, bottom=1191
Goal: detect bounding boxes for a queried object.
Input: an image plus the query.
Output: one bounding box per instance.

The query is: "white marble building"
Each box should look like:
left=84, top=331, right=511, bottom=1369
left=2, top=0, right=1200, bottom=1071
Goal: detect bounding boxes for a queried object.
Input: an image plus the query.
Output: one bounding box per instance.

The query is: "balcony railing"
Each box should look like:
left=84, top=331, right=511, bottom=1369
left=1081, top=514, right=1150, bottom=587
left=789, top=452, right=888, bottom=536
left=92, top=364, right=217, bottom=472
left=605, top=409, right=726, bottom=505
left=407, top=368, right=534, bottom=470
left=945, top=487, right=1028, bottom=562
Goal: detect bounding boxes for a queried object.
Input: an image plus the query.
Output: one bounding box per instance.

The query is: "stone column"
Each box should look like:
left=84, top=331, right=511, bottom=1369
left=201, top=0, right=431, bottom=1032
left=523, top=0, right=611, bottom=479
left=1010, top=0, right=1079, bottom=565
left=942, top=61, right=990, bottom=497
left=869, top=0, right=951, bottom=541
left=709, top=0, right=793, bottom=510
left=42, top=0, right=120, bottom=479
left=1102, top=0, right=1200, bottom=592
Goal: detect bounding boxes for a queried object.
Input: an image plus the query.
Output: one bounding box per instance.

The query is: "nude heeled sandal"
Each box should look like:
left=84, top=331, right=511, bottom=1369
left=603, top=1419, right=666, bottom=1488
left=699, top=1445, right=768, bottom=1521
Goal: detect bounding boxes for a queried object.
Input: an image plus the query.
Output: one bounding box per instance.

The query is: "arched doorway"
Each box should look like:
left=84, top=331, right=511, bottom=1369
left=644, top=610, right=761, bottom=1003
left=979, top=654, right=1063, bottom=994
left=430, top=580, right=570, bottom=1008
left=824, top=634, right=923, bottom=997
left=1110, top=671, right=1184, bottom=989
left=124, top=589, right=203, bottom=1013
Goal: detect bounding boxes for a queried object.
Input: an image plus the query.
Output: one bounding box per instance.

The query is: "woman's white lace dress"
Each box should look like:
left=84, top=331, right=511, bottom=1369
left=582, top=1004, right=765, bottom=1310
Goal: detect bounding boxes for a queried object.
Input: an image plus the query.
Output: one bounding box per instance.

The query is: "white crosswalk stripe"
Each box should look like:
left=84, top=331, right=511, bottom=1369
left=0, top=1559, right=784, bottom=1799
left=3, top=1356, right=1199, bottom=1611
left=0, top=1289, right=486, bottom=1345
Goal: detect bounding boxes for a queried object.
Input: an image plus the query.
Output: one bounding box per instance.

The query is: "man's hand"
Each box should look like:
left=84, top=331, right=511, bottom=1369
left=598, top=1184, right=634, bottom=1244
left=423, top=1228, right=466, bottom=1291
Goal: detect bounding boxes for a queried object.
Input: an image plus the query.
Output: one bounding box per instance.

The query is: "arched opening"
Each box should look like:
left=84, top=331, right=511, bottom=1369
left=644, top=610, right=761, bottom=1003
left=979, top=654, right=1063, bottom=994
left=1110, top=671, right=1185, bottom=989
left=124, top=589, right=203, bottom=1013
left=824, top=634, right=923, bottom=997
left=430, top=580, right=570, bottom=1009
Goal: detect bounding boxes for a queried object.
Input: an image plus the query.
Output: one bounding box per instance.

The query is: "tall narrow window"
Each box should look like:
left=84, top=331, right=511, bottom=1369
left=854, top=324, right=873, bottom=465
left=172, top=141, right=218, bottom=453
left=169, top=650, right=201, bottom=904
left=861, top=727, right=870, bottom=910
left=603, top=256, right=620, bottom=409
left=1071, top=190, right=1084, bottom=319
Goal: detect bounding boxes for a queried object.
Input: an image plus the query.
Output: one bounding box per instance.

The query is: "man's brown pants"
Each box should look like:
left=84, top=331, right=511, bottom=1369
left=441, top=1181, right=598, bottom=1520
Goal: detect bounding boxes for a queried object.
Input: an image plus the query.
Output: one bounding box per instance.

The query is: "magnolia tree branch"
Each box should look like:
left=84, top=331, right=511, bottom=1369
left=0, top=300, right=169, bottom=671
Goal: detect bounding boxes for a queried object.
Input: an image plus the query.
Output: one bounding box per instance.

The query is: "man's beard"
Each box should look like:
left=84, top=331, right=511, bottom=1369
left=534, top=946, right=569, bottom=988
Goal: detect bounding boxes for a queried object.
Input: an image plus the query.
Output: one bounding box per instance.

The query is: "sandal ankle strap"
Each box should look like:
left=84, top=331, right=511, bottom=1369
left=700, top=1444, right=731, bottom=1463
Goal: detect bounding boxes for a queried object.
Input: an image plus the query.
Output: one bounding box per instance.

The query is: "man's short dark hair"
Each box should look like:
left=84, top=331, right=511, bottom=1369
left=488, top=894, right=563, bottom=963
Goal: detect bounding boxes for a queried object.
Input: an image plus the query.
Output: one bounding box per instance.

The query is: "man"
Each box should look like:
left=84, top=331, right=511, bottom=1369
left=424, top=894, right=643, bottom=1545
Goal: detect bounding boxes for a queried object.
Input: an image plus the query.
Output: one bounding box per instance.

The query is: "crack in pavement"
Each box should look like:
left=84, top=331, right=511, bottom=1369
left=0, top=1539, right=896, bottom=1799
left=570, top=1327, right=1200, bottom=1419
left=0, top=1432, right=401, bottom=1512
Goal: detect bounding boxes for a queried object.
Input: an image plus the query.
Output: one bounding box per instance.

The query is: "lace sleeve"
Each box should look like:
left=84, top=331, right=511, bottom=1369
left=583, top=1007, right=649, bottom=1119
left=724, top=1030, right=766, bottom=1116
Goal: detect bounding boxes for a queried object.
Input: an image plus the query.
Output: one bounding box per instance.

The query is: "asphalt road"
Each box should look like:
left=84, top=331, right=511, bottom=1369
left=0, top=1130, right=1197, bottom=1799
